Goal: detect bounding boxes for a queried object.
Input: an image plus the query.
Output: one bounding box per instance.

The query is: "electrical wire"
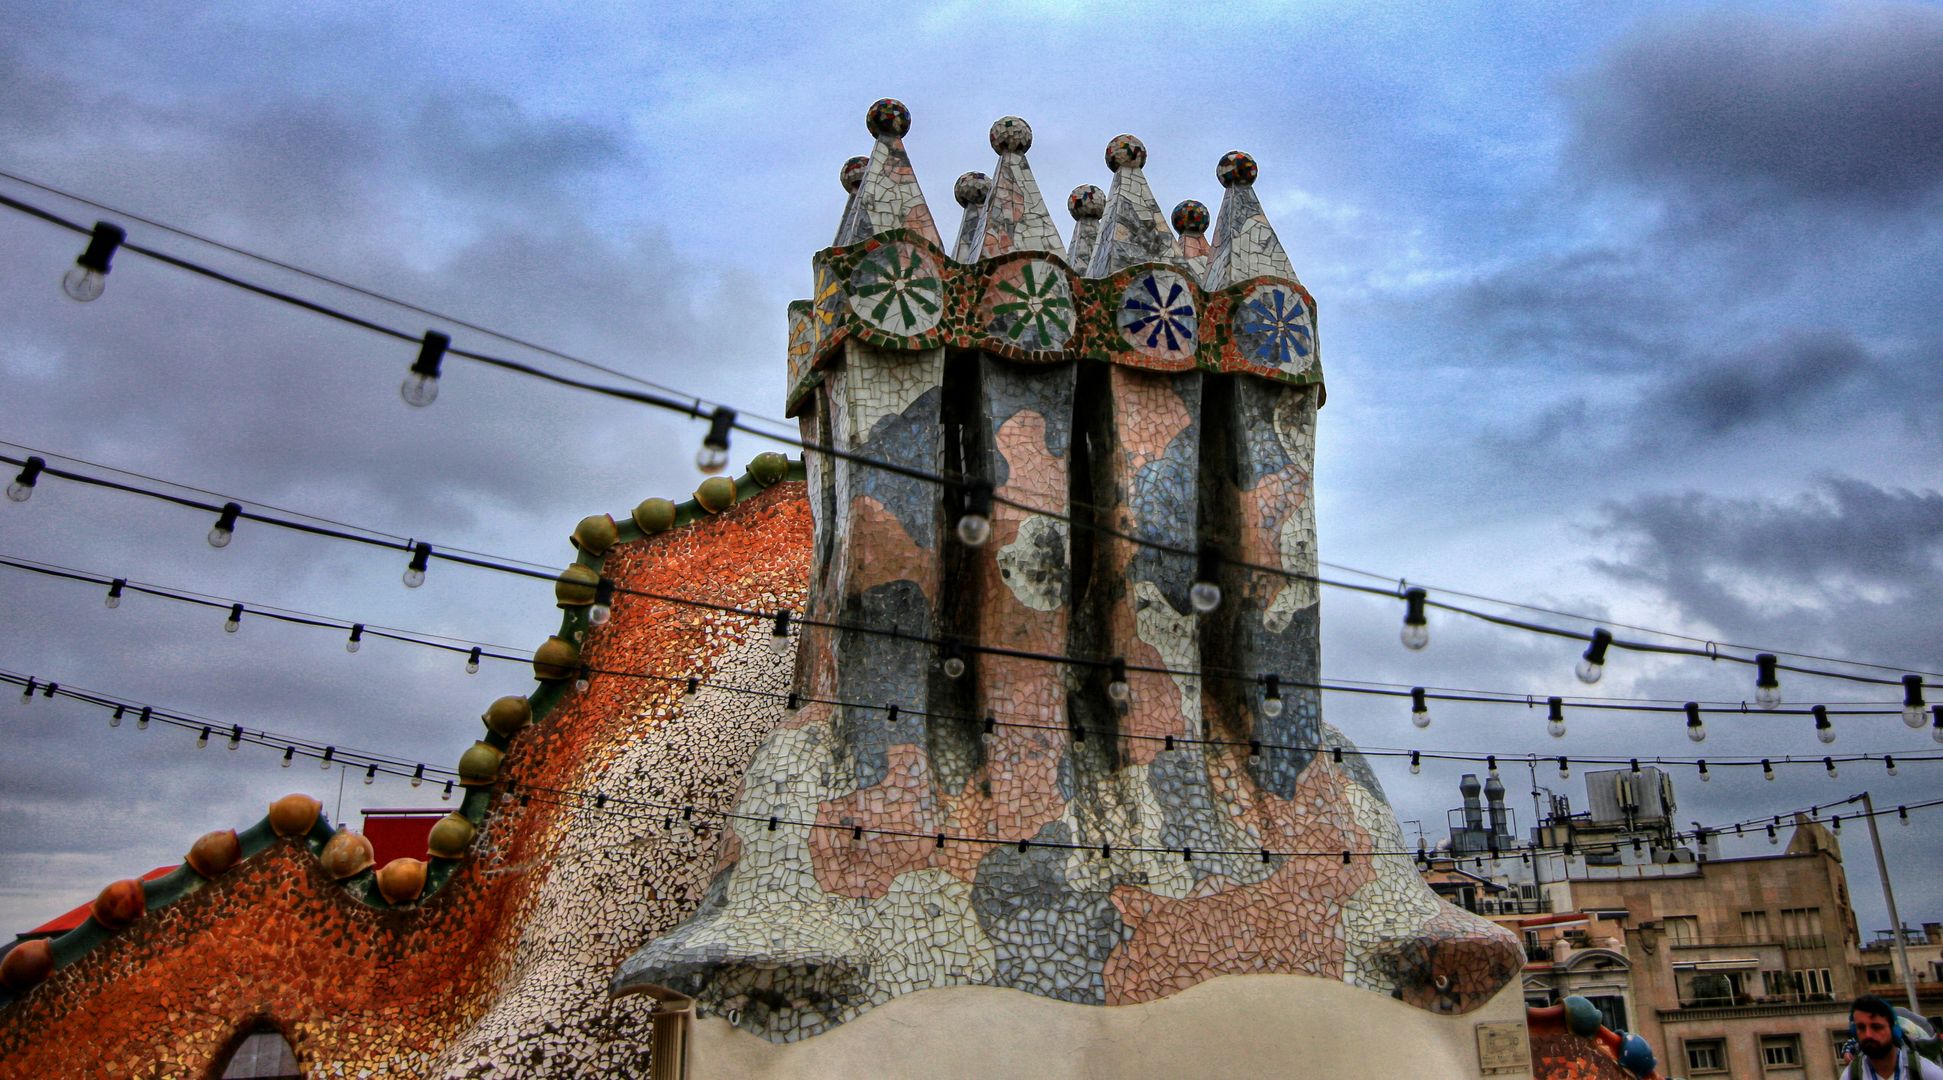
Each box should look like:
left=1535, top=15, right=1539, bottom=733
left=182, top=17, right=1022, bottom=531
left=6, top=193, right=1935, bottom=689
left=11, top=669, right=1940, bottom=865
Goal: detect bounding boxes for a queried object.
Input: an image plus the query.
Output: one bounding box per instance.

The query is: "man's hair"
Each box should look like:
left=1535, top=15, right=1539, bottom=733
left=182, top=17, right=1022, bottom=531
left=1851, top=996, right=1898, bottom=1026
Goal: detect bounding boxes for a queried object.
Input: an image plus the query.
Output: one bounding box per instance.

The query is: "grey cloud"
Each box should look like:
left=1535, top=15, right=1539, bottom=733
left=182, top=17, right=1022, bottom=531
left=1634, top=330, right=1870, bottom=440
left=1570, top=5, right=1943, bottom=210
left=1589, top=477, right=1943, bottom=666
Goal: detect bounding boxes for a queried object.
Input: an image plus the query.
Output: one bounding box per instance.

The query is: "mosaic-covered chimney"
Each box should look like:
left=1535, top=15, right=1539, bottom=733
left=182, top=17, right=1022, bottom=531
left=615, top=100, right=1520, bottom=1042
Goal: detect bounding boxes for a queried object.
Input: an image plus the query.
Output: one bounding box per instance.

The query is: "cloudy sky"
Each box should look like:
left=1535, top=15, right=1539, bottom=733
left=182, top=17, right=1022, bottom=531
left=2, top=1, right=1939, bottom=944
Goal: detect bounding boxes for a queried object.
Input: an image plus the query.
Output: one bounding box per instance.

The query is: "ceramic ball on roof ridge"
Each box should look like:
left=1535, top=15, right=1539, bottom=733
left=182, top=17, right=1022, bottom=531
left=1172, top=200, right=1210, bottom=235
left=1068, top=185, right=1106, bottom=220
left=840, top=156, right=868, bottom=193
left=866, top=98, right=911, bottom=139
left=1105, top=134, right=1147, bottom=172
left=955, top=172, right=992, bottom=208
left=989, top=115, right=1032, bottom=154
left=1217, top=150, right=1259, bottom=188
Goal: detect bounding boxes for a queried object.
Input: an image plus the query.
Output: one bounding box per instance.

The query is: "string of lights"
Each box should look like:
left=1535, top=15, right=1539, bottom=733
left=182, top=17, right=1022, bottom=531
left=10, top=668, right=1938, bottom=866
left=7, top=443, right=1942, bottom=736
left=1, top=669, right=461, bottom=797
left=6, top=192, right=1936, bottom=697
left=6, top=544, right=1938, bottom=764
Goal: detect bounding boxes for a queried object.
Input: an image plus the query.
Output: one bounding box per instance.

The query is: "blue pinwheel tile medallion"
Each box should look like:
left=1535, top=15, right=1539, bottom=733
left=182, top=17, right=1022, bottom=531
left=847, top=242, right=944, bottom=336
left=1233, top=284, right=1314, bottom=375
left=1117, top=269, right=1198, bottom=362
left=982, top=259, right=1075, bottom=351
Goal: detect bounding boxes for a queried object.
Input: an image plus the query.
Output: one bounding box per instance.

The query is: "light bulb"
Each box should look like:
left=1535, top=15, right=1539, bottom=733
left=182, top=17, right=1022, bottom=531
left=363, top=765, right=377, bottom=785
left=1574, top=658, right=1603, bottom=684
left=1412, top=708, right=1431, bottom=729
left=956, top=513, right=991, bottom=547
left=403, top=566, right=426, bottom=589
left=1576, top=629, right=1612, bottom=685
left=442, top=780, right=454, bottom=801
left=1817, top=725, right=1836, bottom=745
left=345, top=637, right=360, bottom=654
left=1486, top=755, right=1499, bottom=780
left=1410, top=687, right=1431, bottom=729
left=5, top=481, right=33, bottom=503
left=943, top=656, right=966, bottom=679
left=466, top=648, right=481, bottom=674
left=411, top=765, right=424, bottom=788
left=1409, top=751, right=1421, bottom=775
left=1400, top=587, right=1429, bottom=651
left=1886, top=755, right=1898, bottom=777
left=401, top=330, right=448, bottom=406
left=1900, top=807, right=1910, bottom=828
left=321, top=748, right=335, bottom=771
left=1546, top=696, right=1566, bottom=739
left=207, top=502, right=241, bottom=548
left=695, top=442, right=729, bottom=474
left=590, top=603, right=613, bottom=626
left=1548, top=718, right=1566, bottom=738
left=1933, top=715, right=1943, bottom=744
left=1685, top=702, right=1706, bottom=743
left=1754, top=653, right=1781, bottom=710
left=197, top=727, right=210, bottom=749
left=1189, top=581, right=1221, bottom=614
left=575, top=667, right=591, bottom=692
left=19, top=680, right=33, bottom=704
left=1762, top=759, right=1774, bottom=781
left=1263, top=695, right=1284, bottom=719
left=1768, top=825, right=1779, bottom=845
left=227, top=726, right=241, bottom=750
left=105, top=579, right=124, bottom=608
left=137, top=707, right=149, bottom=730
left=1106, top=658, right=1130, bottom=703
left=62, top=265, right=106, bottom=302
left=1814, top=705, right=1835, bottom=744
left=1902, top=677, right=1928, bottom=729
left=224, top=604, right=242, bottom=633
left=346, top=624, right=363, bottom=653
left=1558, top=756, right=1571, bottom=780
left=1824, top=757, right=1838, bottom=779
left=110, top=706, right=123, bottom=728
left=1698, top=761, right=1711, bottom=782
left=403, top=542, right=430, bottom=588
left=281, top=747, right=294, bottom=768
left=1262, top=675, right=1283, bottom=718
left=400, top=371, right=440, bottom=407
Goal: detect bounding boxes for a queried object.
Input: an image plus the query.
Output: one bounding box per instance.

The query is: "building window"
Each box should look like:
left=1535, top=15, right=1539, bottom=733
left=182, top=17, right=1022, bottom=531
left=1586, top=995, right=1628, bottom=1033
left=1781, top=907, right=1824, bottom=949
left=1686, top=1038, right=1727, bottom=1074
left=1741, top=909, right=1771, bottom=941
left=1665, top=915, right=1700, bottom=945
left=218, top=1025, right=300, bottom=1079
left=1762, top=970, right=1786, bottom=998
left=1867, top=965, right=1893, bottom=986
left=1761, top=1034, right=1802, bottom=1069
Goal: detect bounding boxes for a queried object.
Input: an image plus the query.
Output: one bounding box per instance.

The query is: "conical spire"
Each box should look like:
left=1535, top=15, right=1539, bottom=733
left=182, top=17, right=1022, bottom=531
left=950, top=171, right=991, bottom=262
left=1065, top=185, right=1105, bottom=269
left=834, top=99, right=943, bottom=248
left=1205, top=150, right=1298, bottom=289
left=1172, top=199, right=1211, bottom=285
left=1085, top=134, right=1179, bottom=277
left=968, top=116, right=1067, bottom=261
left=832, top=155, right=868, bottom=245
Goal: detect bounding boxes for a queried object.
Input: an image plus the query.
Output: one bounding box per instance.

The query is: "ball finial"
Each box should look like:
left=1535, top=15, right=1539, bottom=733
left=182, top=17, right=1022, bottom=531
left=1171, top=200, right=1210, bottom=235
left=989, top=116, right=1032, bottom=154
left=955, top=172, right=992, bottom=208
left=1217, top=150, right=1259, bottom=189
left=840, top=156, right=868, bottom=194
left=866, top=98, right=912, bottom=139
left=1068, top=185, right=1106, bottom=221
left=1105, top=134, right=1147, bottom=173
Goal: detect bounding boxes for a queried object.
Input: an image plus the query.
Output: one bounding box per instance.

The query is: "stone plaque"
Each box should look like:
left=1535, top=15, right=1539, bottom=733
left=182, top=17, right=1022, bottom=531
left=1475, top=1021, right=1531, bottom=1076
